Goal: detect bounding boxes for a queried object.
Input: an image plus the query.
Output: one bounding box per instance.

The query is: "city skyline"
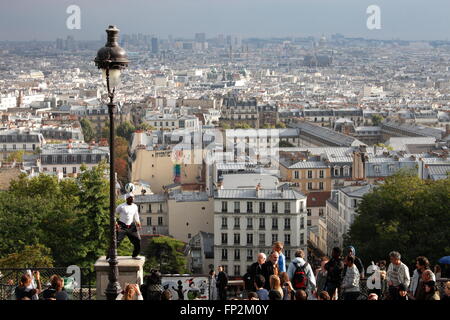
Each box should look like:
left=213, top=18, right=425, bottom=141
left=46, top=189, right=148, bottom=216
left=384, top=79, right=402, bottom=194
left=1, top=0, right=450, bottom=41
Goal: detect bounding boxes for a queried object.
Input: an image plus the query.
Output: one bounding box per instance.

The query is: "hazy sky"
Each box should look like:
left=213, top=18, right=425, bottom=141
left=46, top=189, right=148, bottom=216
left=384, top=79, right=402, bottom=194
left=0, top=0, right=449, bottom=41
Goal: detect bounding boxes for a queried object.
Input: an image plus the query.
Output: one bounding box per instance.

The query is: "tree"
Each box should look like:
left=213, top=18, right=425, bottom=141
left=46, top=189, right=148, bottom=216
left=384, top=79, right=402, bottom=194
left=6, top=150, right=24, bottom=162
left=0, top=244, right=54, bottom=268
left=371, top=114, right=384, bottom=126
left=136, top=122, right=156, bottom=131
left=116, top=121, right=136, bottom=141
left=275, top=121, right=286, bottom=128
left=345, top=172, right=450, bottom=267
left=80, top=118, right=95, bottom=143
left=262, top=123, right=275, bottom=129
left=279, top=140, right=295, bottom=147
left=220, top=123, right=231, bottom=129
left=144, top=236, right=188, bottom=274
left=234, top=122, right=252, bottom=129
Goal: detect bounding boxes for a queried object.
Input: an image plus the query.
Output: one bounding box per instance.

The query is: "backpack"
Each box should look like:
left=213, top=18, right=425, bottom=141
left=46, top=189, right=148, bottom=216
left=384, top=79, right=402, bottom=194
left=292, top=261, right=309, bottom=290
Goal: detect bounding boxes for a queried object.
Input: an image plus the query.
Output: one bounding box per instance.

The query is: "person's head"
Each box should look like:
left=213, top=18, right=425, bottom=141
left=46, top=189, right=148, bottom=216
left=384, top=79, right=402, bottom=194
left=389, top=251, right=401, bottom=265
left=123, top=284, right=138, bottom=300
left=415, top=256, right=430, bottom=272
left=444, top=281, right=450, bottom=297
left=320, top=257, right=329, bottom=271
left=19, top=273, right=32, bottom=288
left=422, top=269, right=433, bottom=282
left=279, top=272, right=289, bottom=285
left=269, top=290, right=282, bottom=300
left=50, top=275, right=64, bottom=292
left=294, top=249, right=305, bottom=259
left=345, top=246, right=356, bottom=257
left=269, top=275, right=281, bottom=290
left=161, top=289, right=172, bottom=300
left=378, top=260, right=387, bottom=270
left=295, top=289, right=308, bottom=301
left=318, top=291, right=330, bottom=300
left=398, top=283, right=407, bottom=297
left=254, top=274, right=265, bottom=290
left=434, top=265, right=441, bottom=274
left=247, top=292, right=259, bottom=300
left=272, top=241, right=283, bottom=253
left=332, top=247, right=341, bottom=259
left=177, top=279, right=183, bottom=285
left=218, top=265, right=223, bottom=273
left=270, top=251, right=279, bottom=264
left=368, top=293, right=379, bottom=300
left=126, top=193, right=134, bottom=205
left=345, top=255, right=355, bottom=267
left=257, top=252, right=267, bottom=265
left=424, top=281, right=436, bottom=294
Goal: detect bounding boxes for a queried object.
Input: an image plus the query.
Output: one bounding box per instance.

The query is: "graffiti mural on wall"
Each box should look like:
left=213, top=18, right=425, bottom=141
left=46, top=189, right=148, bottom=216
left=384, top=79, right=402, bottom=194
left=162, top=276, right=209, bottom=300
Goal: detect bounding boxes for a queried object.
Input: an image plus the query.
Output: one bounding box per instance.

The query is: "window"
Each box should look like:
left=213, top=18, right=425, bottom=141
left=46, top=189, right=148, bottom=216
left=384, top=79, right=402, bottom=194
left=247, top=218, right=253, bottom=229
left=307, top=209, right=312, bottom=216
left=259, top=202, right=265, bottom=213
left=234, top=217, right=240, bottom=229
left=234, top=249, right=240, bottom=260
left=272, top=202, right=278, bottom=213
left=259, top=234, right=265, bottom=245
left=284, top=234, right=291, bottom=245
left=319, top=208, right=324, bottom=217
left=246, top=233, right=253, bottom=244
left=247, top=249, right=253, bottom=261
left=319, top=170, right=324, bottom=178
left=294, top=171, right=299, bottom=179
left=148, top=204, right=152, bottom=213
left=319, top=182, right=324, bottom=190
left=247, top=201, right=253, bottom=213
left=234, top=201, right=240, bottom=213
left=158, top=217, right=163, bottom=225
left=307, top=170, right=313, bottom=179
left=307, top=219, right=312, bottom=226
left=13, top=144, right=16, bottom=150
left=301, top=217, right=304, bottom=229
left=159, top=203, right=163, bottom=213
left=72, top=167, right=77, bottom=174
left=188, top=233, right=191, bottom=239
left=374, top=165, right=381, bottom=173
left=224, top=265, right=228, bottom=274
left=334, top=167, right=340, bottom=176
left=221, top=217, right=228, bottom=229
left=272, top=218, right=278, bottom=230
left=63, top=167, right=67, bottom=175
left=308, top=182, right=313, bottom=190
left=221, top=201, right=227, bottom=212
left=272, top=234, right=278, bottom=243
left=343, top=166, right=350, bottom=176
left=222, top=249, right=228, bottom=260
left=284, top=218, right=291, bottom=230
left=353, top=199, right=358, bottom=208
left=234, top=265, right=240, bottom=276
left=285, top=250, right=291, bottom=261
left=284, top=202, right=291, bottom=214
left=221, top=233, right=228, bottom=244
left=259, top=218, right=265, bottom=230
left=300, top=233, right=304, bottom=245
left=234, top=233, right=240, bottom=245
left=147, top=217, right=151, bottom=226
left=23, top=144, right=26, bottom=150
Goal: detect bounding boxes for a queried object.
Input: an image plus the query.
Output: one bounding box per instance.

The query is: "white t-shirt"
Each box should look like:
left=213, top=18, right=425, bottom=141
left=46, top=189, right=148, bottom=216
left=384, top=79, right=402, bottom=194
left=116, top=203, right=140, bottom=226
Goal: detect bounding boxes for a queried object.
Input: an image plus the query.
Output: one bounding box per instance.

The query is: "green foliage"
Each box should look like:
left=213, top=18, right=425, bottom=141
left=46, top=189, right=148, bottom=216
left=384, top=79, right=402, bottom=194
left=371, top=114, right=384, bottom=126
left=6, top=150, right=24, bottom=162
left=116, top=121, right=136, bottom=141
left=345, top=172, right=450, bottom=266
left=136, top=122, right=156, bottom=131
left=0, top=244, right=54, bottom=268
left=233, top=122, right=252, bottom=129
left=220, top=123, right=231, bottom=129
left=144, top=236, right=188, bottom=274
left=275, top=121, right=286, bottom=128
left=80, top=118, right=95, bottom=143
left=262, top=123, right=275, bottom=129
left=0, top=163, right=133, bottom=269
left=279, top=140, right=295, bottom=147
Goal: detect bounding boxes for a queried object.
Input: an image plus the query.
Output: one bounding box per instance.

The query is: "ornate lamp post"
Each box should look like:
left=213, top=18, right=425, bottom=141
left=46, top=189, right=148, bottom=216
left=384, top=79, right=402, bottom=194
left=94, top=25, right=129, bottom=300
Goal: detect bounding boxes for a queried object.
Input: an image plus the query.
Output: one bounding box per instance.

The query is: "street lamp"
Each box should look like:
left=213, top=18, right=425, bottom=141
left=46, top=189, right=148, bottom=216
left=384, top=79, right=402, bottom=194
left=94, top=25, right=129, bottom=300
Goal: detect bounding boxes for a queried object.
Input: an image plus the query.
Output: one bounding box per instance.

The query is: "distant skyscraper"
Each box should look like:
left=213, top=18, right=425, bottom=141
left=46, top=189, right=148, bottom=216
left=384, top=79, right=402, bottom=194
left=195, top=33, right=206, bottom=42
left=56, top=38, right=64, bottom=50
left=151, top=37, right=159, bottom=54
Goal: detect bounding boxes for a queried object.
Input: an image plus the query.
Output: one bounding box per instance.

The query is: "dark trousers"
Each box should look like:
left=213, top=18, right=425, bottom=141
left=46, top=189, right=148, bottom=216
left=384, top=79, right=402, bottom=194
left=325, top=282, right=339, bottom=300
left=218, top=287, right=227, bottom=301
left=108, top=222, right=141, bottom=258
left=388, top=286, right=400, bottom=300
left=343, top=291, right=360, bottom=300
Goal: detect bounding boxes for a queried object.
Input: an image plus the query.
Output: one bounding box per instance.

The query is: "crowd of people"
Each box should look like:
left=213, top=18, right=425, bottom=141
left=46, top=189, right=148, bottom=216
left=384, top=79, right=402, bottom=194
left=221, top=243, right=450, bottom=301
left=13, top=271, right=69, bottom=300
